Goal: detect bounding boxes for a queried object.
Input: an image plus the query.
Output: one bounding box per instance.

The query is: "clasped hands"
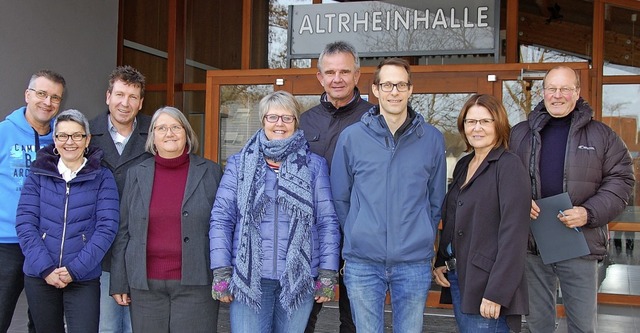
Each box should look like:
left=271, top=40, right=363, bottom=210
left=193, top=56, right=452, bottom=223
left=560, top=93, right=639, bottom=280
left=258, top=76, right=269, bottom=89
left=45, top=266, right=73, bottom=289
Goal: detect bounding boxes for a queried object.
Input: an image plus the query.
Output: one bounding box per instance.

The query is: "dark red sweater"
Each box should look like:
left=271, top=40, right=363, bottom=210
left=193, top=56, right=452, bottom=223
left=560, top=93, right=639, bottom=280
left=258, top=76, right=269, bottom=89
left=146, top=150, right=189, bottom=280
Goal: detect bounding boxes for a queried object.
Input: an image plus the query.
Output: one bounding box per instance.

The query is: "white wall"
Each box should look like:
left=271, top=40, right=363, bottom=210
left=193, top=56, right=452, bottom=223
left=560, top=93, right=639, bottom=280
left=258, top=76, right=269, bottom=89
left=0, top=1, right=118, bottom=121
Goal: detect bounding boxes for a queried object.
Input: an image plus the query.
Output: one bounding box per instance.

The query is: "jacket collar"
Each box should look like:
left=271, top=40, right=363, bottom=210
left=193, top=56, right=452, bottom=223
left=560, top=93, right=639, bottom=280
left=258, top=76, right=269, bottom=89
left=319, top=87, right=366, bottom=118
left=529, top=97, right=593, bottom=132
left=361, top=105, right=425, bottom=138
left=454, top=147, right=506, bottom=188
left=90, top=112, right=151, bottom=166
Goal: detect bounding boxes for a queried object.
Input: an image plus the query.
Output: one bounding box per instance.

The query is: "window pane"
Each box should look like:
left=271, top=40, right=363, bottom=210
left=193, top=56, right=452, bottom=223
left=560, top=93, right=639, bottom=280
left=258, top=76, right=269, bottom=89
left=409, top=93, right=472, bottom=184
left=518, top=0, right=592, bottom=62
left=502, top=79, right=544, bottom=125
left=184, top=91, right=206, bottom=156
left=219, top=85, right=274, bottom=162
left=604, top=5, right=640, bottom=76
left=139, top=91, right=166, bottom=117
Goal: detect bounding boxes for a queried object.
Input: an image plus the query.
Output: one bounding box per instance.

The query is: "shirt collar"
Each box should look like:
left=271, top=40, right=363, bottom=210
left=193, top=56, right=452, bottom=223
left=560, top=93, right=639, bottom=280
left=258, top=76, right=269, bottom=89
left=57, top=157, right=88, bottom=182
left=108, top=115, right=137, bottom=136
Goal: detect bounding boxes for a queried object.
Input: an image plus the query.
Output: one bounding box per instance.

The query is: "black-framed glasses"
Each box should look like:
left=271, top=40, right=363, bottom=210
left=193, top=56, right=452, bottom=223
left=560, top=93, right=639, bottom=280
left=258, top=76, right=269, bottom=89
left=543, top=87, right=576, bottom=95
left=154, top=125, right=184, bottom=134
left=378, top=82, right=411, bottom=92
left=55, top=133, right=87, bottom=142
left=28, top=88, right=63, bottom=104
left=263, top=114, right=296, bottom=124
left=463, top=118, right=495, bottom=127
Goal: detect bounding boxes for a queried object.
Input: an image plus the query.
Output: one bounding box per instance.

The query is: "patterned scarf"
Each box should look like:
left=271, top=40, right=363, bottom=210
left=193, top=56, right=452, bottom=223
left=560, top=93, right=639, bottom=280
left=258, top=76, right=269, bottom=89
left=231, top=129, right=314, bottom=314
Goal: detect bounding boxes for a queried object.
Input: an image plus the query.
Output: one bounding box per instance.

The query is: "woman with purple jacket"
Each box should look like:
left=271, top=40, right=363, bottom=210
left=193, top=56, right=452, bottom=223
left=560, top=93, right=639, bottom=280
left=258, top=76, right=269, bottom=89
left=209, top=91, right=340, bottom=333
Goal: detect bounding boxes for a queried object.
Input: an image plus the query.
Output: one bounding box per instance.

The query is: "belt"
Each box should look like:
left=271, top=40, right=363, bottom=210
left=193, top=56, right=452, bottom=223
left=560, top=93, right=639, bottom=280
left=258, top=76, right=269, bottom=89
left=445, top=257, right=456, bottom=272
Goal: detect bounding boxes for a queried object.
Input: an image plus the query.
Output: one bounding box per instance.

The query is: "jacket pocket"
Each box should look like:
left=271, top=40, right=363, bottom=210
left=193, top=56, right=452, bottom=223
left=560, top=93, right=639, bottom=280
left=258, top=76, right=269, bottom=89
left=471, top=252, right=495, bottom=273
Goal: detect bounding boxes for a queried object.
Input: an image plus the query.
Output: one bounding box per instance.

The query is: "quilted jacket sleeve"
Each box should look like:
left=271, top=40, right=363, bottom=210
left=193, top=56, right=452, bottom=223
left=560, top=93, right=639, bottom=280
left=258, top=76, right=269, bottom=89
left=209, top=155, right=240, bottom=270
left=311, top=155, right=340, bottom=271
left=16, top=173, right=57, bottom=278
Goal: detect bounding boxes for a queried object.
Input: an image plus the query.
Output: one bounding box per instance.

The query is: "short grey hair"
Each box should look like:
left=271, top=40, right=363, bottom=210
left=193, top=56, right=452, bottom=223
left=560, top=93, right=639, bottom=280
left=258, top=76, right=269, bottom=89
left=258, top=91, right=302, bottom=130
left=145, top=106, right=199, bottom=155
left=317, top=41, right=360, bottom=72
left=53, top=109, right=90, bottom=135
left=29, top=69, right=66, bottom=89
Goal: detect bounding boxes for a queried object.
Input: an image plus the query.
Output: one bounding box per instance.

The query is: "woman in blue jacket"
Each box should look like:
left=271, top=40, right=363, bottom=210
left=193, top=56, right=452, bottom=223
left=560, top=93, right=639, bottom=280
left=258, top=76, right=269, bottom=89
left=16, top=109, right=119, bottom=333
left=209, top=91, right=341, bottom=333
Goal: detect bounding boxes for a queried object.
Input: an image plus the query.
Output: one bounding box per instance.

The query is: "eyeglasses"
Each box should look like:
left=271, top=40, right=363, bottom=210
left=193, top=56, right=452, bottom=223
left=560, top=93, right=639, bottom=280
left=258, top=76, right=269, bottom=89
left=28, top=88, right=63, bottom=104
left=263, top=114, right=296, bottom=124
left=55, top=133, right=87, bottom=142
left=378, top=82, right=411, bottom=92
left=463, top=118, right=495, bottom=127
left=544, top=87, right=576, bottom=95
left=154, top=125, right=184, bottom=134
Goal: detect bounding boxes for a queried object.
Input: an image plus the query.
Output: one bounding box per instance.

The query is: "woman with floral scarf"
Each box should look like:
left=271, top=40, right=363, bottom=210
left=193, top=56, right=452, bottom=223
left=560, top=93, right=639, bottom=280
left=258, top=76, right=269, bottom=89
left=209, top=91, right=340, bottom=333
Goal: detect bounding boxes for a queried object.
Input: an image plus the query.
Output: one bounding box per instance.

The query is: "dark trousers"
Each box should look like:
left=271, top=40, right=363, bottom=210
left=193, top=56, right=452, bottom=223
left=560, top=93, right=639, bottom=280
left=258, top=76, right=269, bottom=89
left=130, top=279, right=219, bottom=333
left=305, top=263, right=356, bottom=333
left=24, top=276, right=100, bottom=333
left=0, top=243, right=28, bottom=333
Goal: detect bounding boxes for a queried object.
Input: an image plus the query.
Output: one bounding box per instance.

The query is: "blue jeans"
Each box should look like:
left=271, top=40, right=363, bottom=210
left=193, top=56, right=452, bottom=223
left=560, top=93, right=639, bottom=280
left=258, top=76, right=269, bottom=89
left=448, top=270, right=509, bottom=332
left=0, top=243, right=26, bottom=332
left=230, top=278, right=314, bottom=333
left=99, top=271, right=132, bottom=333
left=344, top=261, right=431, bottom=333
left=24, top=276, right=100, bottom=333
left=526, top=254, right=597, bottom=333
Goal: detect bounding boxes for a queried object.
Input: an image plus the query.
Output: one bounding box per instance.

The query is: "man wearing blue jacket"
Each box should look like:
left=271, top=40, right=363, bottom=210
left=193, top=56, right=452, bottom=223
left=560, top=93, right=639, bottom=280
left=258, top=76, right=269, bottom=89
left=331, top=58, right=446, bottom=333
left=0, top=69, right=65, bottom=333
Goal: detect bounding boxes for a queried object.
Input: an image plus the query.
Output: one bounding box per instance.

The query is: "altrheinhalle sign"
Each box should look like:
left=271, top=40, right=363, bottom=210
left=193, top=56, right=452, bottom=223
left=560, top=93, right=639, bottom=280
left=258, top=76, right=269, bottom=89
left=288, top=0, right=499, bottom=60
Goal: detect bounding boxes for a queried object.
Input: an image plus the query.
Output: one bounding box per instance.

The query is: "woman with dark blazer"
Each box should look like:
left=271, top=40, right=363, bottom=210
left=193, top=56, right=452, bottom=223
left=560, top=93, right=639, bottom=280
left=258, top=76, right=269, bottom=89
left=110, top=106, right=223, bottom=332
left=433, top=94, right=531, bottom=332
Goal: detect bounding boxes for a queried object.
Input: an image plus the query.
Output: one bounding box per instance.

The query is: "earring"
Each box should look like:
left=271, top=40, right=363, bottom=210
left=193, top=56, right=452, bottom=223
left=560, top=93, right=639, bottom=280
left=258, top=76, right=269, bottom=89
left=84, top=147, right=89, bottom=155
left=53, top=148, right=59, bottom=156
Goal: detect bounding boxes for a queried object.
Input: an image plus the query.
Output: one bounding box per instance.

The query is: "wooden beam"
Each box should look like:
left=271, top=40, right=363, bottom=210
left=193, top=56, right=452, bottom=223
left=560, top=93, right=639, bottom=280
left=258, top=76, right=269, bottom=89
left=116, top=0, right=125, bottom=65
left=593, top=0, right=605, bottom=120
left=598, top=293, right=640, bottom=306
left=204, top=74, right=220, bottom=162
left=505, top=0, right=519, bottom=63
left=167, top=0, right=186, bottom=108
left=241, top=0, right=252, bottom=69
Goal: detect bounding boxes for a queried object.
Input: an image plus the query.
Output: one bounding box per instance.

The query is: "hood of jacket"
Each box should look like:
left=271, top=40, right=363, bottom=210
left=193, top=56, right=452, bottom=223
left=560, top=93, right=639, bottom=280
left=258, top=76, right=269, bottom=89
left=5, top=107, right=55, bottom=136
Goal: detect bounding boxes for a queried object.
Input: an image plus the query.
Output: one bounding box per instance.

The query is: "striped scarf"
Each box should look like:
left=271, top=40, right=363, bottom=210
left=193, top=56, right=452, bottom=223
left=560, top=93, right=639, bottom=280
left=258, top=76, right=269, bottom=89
left=231, top=129, right=314, bottom=315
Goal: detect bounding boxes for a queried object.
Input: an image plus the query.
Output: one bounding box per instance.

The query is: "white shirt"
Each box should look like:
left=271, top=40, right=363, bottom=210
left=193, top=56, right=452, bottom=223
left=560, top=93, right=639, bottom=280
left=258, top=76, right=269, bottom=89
left=57, top=158, right=88, bottom=182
